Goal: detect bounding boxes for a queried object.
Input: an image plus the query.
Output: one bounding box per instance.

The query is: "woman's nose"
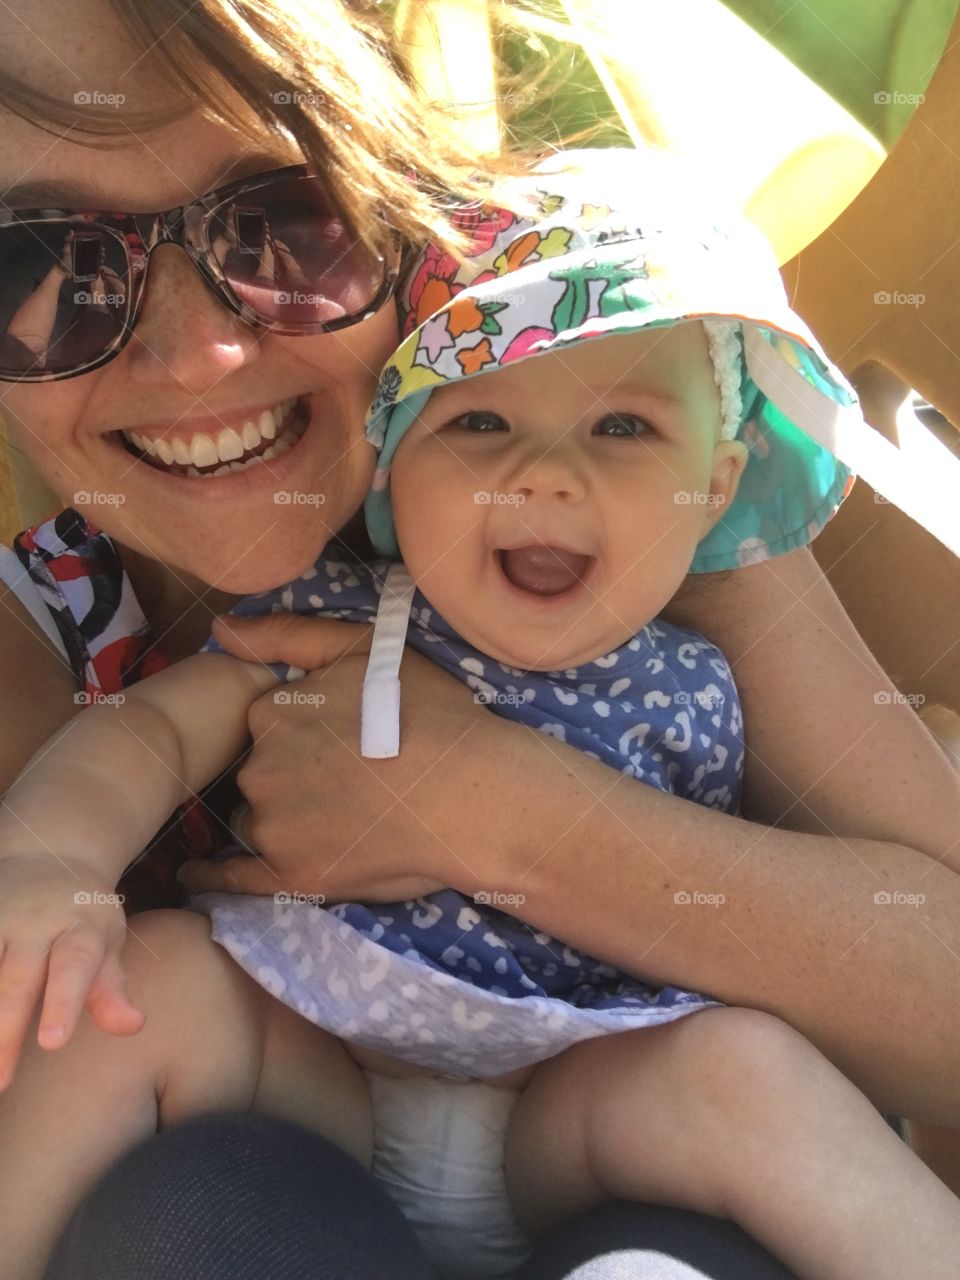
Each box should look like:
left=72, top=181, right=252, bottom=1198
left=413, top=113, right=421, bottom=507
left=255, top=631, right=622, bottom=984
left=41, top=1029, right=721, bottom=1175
left=123, top=245, right=261, bottom=392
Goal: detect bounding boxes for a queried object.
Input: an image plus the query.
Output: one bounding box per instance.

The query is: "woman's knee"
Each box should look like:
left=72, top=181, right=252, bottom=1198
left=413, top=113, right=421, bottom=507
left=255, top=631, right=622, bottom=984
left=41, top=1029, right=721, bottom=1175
left=521, top=1201, right=797, bottom=1280
left=44, top=1113, right=439, bottom=1280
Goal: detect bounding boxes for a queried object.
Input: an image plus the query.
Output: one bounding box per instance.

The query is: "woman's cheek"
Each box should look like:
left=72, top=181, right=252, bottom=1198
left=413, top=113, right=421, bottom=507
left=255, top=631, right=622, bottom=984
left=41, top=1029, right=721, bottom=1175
left=4, top=393, right=83, bottom=494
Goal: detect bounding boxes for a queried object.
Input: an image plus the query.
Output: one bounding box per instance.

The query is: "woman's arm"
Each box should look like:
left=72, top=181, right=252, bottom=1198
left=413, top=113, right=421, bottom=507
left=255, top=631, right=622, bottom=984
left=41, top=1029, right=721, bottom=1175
left=659, top=546, right=960, bottom=863
left=192, top=584, right=960, bottom=1122
left=513, top=547, right=960, bottom=1119
left=482, top=734, right=960, bottom=1122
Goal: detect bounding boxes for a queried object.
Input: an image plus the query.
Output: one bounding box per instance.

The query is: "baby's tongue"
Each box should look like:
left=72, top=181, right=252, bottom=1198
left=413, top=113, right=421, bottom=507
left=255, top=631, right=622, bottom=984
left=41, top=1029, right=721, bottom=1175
left=500, top=546, right=590, bottom=596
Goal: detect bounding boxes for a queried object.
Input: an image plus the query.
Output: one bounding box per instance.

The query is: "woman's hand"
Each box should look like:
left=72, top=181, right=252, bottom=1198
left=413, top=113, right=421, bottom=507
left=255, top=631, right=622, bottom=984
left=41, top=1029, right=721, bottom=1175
left=173, top=588, right=960, bottom=1124
left=0, top=854, right=144, bottom=1090
left=178, top=614, right=504, bottom=903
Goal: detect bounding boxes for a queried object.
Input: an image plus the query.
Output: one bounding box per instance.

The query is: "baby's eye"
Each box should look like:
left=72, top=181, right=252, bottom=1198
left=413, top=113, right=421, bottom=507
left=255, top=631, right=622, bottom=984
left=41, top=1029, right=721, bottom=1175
left=451, top=410, right=510, bottom=433
left=593, top=413, right=651, bottom=439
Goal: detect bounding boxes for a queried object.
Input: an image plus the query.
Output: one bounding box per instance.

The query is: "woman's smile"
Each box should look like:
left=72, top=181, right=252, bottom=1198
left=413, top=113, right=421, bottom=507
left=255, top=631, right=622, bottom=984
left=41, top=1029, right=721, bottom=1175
left=98, top=388, right=334, bottom=502
left=119, top=396, right=300, bottom=476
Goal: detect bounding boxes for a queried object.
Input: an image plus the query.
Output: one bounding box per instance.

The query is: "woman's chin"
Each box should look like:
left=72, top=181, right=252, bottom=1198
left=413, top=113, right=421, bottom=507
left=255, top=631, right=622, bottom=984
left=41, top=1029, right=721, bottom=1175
left=168, top=519, right=338, bottom=597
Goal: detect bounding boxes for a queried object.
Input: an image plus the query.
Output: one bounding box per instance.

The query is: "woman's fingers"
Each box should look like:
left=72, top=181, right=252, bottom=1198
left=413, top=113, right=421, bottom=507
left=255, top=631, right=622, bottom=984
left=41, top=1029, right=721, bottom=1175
left=36, top=926, right=110, bottom=1050
left=211, top=614, right=373, bottom=671
left=0, top=941, right=46, bottom=1089
left=85, top=952, right=145, bottom=1037
left=177, top=854, right=281, bottom=898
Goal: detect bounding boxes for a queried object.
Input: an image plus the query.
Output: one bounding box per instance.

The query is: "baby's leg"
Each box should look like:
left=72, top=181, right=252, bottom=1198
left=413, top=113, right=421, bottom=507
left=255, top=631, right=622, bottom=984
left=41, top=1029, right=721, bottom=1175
left=0, top=909, right=370, bottom=1280
left=505, top=1006, right=960, bottom=1280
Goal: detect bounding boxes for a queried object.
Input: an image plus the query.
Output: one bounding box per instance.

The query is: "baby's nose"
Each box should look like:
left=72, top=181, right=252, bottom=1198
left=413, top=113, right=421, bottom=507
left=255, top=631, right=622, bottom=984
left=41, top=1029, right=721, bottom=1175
left=511, top=443, right=587, bottom=500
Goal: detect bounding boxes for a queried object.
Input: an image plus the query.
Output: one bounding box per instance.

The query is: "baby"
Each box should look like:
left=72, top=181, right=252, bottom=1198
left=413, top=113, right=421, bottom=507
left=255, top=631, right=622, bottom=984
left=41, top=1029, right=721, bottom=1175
left=1, top=149, right=958, bottom=1280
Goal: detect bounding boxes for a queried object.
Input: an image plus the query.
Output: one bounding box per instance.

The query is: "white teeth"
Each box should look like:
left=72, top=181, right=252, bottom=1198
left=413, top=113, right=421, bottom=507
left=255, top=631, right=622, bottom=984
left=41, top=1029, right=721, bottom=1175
left=216, top=427, right=245, bottom=462
left=273, top=400, right=293, bottom=428
left=190, top=434, right=219, bottom=469
left=172, top=437, right=192, bottom=465
left=259, top=408, right=278, bottom=441
left=123, top=397, right=300, bottom=476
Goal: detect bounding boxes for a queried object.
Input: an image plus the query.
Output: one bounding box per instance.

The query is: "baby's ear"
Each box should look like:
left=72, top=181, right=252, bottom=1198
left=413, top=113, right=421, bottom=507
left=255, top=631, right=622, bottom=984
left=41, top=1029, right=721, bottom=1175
left=705, top=440, right=749, bottom=529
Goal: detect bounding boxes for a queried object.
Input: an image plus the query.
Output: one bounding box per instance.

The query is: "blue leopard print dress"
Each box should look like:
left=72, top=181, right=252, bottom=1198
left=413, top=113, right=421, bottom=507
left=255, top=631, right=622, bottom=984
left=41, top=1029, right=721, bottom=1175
left=198, top=556, right=743, bottom=1076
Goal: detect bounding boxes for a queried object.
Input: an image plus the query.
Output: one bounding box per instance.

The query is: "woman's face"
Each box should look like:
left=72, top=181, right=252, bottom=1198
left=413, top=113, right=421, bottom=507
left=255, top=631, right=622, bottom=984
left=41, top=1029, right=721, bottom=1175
left=0, top=0, right=398, bottom=593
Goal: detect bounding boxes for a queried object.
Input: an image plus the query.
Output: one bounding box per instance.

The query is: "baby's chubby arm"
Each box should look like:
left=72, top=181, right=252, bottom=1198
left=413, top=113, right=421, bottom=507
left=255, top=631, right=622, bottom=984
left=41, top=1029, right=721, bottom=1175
left=0, top=650, right=279, bottom=1088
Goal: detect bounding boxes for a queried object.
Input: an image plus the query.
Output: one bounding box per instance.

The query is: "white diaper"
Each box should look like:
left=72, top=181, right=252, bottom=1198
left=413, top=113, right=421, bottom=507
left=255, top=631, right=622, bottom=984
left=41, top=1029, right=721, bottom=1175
left=363, top=1070, right=533, bottom=1279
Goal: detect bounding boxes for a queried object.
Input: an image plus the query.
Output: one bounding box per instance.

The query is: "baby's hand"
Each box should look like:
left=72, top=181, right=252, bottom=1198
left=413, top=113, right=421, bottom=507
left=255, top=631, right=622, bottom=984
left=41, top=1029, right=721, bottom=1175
left=0, top=854, right=145, bottom=1090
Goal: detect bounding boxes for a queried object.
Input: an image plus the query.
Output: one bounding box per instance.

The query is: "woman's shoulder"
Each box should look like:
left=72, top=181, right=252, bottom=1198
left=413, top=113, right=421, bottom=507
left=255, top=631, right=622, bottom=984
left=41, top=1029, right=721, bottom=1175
left=0, top=514, right=91, bottom=791
left=7, top=506, right=164, bottom=697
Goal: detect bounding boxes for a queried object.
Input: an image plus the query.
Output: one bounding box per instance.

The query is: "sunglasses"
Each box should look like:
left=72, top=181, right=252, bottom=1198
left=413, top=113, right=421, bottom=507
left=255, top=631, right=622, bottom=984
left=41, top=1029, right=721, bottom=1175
left=0, top=164, right=400, bottom=382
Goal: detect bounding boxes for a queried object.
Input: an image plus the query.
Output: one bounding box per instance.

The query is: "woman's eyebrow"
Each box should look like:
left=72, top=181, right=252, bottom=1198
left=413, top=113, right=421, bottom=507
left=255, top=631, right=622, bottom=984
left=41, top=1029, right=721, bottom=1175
left=1, top=150, right=287, bottom=211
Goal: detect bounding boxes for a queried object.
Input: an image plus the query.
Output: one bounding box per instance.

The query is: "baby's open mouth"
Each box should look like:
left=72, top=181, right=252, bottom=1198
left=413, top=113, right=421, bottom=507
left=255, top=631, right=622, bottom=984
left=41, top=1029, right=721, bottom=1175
left=116, top=396, right=309, bottom=478
left=497, top=546, right=594, bottom=597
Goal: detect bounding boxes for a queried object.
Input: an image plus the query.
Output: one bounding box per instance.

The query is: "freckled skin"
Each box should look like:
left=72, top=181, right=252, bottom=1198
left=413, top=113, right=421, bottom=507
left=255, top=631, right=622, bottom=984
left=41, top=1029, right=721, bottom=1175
left=1, top=0, right=398, bottom=600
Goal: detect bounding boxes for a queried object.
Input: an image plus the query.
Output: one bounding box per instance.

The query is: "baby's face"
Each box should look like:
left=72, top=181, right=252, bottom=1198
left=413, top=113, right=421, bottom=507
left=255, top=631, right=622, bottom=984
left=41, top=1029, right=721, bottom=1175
left=390, top=323, right=748, bottom=670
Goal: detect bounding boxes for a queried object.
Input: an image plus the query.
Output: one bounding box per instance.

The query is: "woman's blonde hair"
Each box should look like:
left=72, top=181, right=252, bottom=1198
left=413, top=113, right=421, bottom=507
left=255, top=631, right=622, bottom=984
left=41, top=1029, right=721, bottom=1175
left=0, top=0, right=533, bottom=254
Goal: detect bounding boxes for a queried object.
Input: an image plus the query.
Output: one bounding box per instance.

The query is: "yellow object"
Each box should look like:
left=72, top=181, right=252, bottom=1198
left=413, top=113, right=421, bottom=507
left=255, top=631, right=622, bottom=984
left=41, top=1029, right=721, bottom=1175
left=487, top=0, right=887, bottom=263
left=559, top=0, right=885, bottom=262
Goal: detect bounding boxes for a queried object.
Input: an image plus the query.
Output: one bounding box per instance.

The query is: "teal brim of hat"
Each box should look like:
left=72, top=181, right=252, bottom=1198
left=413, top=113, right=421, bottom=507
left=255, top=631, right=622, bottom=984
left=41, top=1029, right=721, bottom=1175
left=363, top=159, right=862, bottom=573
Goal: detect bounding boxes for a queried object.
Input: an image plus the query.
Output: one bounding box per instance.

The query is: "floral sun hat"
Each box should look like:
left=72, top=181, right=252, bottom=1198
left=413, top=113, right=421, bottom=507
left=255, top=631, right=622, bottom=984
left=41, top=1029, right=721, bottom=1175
left=363, top=147, right=956, bottom=572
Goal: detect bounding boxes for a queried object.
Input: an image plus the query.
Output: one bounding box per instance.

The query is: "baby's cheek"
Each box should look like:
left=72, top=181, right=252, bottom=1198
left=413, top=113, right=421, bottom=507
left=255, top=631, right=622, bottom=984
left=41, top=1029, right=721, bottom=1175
left=391, top=474, right=449, bottom=578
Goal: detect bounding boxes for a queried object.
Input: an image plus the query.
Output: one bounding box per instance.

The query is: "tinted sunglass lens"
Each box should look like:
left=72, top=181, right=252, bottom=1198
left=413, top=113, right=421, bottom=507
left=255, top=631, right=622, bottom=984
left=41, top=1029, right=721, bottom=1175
left=0, top=221, right=130, bottom=377
left=209, top=175, right=387, bottom=327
